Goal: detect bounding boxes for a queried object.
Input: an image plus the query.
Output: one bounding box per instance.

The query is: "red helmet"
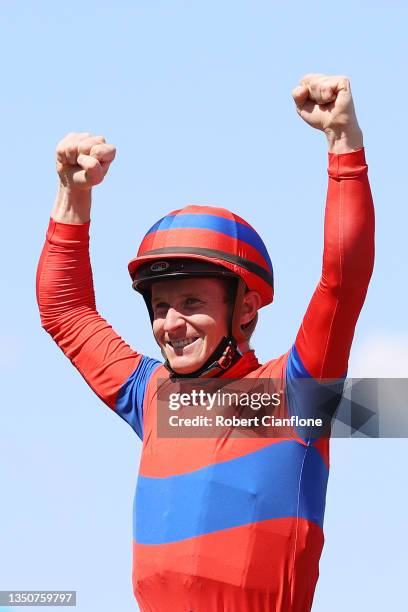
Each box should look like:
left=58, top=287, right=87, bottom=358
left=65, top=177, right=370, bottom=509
left=128, top=204, right=274, bottom=345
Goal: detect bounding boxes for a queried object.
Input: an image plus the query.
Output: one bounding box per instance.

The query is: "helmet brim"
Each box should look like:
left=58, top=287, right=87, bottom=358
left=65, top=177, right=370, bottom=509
left=130, top=254, right=239, bottom=293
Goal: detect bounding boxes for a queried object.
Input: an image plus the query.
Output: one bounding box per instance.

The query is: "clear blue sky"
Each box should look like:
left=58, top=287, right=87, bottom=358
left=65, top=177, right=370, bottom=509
left=1, top=1, right=407, bottom=610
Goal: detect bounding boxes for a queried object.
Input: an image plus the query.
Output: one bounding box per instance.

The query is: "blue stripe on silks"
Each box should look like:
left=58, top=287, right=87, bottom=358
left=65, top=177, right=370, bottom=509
left=286, top=345, right=345, bottom=440
left=287, top=345, right=312, bottom=378
left=287, top=344, right=347, bottom=380
left=134, top=440, right=328, bottom=544
left=145, top=214, right=273, bottom=273
left=115, top=356, right=162, bottom=440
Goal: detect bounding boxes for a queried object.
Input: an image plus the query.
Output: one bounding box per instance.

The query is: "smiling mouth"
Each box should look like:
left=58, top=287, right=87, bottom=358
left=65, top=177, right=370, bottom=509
left=168, top=337, right=200, bottom=350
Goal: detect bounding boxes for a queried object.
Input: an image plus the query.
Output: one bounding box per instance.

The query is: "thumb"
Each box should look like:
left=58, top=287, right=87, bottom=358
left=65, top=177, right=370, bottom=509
left=292, top=84, right=309, bottom=108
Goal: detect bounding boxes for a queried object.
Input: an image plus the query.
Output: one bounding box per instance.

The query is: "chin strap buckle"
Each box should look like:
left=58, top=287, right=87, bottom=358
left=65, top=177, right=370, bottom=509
left=217, top=340, right=236, bottom=370
left=189, top=338, right=239, bottom=379
left=165, top=338, right=240, bottom=380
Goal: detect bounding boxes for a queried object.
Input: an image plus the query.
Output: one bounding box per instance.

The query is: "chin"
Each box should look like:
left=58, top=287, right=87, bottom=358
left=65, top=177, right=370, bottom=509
left=161, top=338, right=211, bottom=375
left=167, top=358, right=205, bottom=375
left=164, top=348, right=208, bottom=375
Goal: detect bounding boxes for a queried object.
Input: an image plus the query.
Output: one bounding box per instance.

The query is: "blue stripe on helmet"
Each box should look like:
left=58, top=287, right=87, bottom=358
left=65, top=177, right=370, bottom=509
left=145, top=213, right=273, bottom=273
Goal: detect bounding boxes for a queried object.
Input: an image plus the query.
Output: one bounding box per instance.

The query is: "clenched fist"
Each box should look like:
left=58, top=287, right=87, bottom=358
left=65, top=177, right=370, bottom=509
left=292, top=74, right=363, bottom=153
left=52, top=132, right=116, bottom=224
left=56, top=132, right=116, bottom=190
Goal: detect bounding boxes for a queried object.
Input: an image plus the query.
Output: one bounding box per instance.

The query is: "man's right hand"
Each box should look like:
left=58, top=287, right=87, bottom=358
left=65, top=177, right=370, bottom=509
left=51, top=132, right=116, bottom=224
left=56, top=132, right=116, bottom=190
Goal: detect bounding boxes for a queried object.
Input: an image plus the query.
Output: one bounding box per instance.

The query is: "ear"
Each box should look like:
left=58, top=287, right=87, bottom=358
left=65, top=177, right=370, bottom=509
left=240, top=290, right=261, bottom=326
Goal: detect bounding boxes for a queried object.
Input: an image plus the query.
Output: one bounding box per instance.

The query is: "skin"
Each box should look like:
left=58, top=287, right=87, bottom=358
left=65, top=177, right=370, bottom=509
left=151, top=277, right=260, bottom=373
left=49, top=73, right=364, bottom=372
left=291, top=73, right=363, bottom=153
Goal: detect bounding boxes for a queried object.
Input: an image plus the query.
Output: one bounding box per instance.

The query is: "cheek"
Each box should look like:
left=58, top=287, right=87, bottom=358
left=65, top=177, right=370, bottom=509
left=202, top=314, right=228, bottom=344
left=152, top=320, right=163, bottom=340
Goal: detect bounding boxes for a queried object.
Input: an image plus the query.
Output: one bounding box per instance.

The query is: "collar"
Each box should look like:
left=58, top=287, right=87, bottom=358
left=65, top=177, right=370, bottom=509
left=219, top=349, right=260, bottom=378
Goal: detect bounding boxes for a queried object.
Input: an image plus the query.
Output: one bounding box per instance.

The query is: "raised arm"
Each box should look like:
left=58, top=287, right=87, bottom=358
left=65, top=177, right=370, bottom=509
left=36, top=133, right=160, bottom=438
left=289, top=75, right=375, bottom=379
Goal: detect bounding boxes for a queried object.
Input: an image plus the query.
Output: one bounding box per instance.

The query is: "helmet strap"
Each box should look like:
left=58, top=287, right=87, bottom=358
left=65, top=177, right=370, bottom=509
left=231, top=278, right=258, bottom=344
left=163, top=336, right=241, bottom=380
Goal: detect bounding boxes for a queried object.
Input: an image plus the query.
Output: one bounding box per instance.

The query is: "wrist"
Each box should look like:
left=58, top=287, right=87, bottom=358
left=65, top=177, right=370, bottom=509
left=325, top=126, right=364, bottom=154
left=51, top=183, right=92, bottom=224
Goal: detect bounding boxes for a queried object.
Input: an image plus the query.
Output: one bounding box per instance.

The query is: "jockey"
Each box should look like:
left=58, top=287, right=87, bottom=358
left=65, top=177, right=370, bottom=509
left=37, top=74, right=374, bottom=611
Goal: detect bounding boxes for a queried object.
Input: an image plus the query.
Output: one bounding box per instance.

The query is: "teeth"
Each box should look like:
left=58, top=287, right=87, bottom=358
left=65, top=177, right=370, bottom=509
left=171, top=338, right=198, bottom=349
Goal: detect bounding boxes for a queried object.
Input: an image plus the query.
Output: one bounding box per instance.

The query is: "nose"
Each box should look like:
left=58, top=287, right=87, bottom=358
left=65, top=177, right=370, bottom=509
left=163, top=307, right=185, bottom=333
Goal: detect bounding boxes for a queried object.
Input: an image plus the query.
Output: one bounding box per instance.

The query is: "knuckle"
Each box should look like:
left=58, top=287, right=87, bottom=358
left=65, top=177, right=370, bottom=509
left=88, top=166, right=103, bottom=184
left=69, top=131, right=91, bottom=145
left=77, top=140, right=91, bottom=154
left=56, top=134, right=72, bottom=149
left=65, top=144, right=77, bottom=156
left=89, top=156, right=99, bottom=168
left=86, top=157, right=100, bottom=171
left=79, top=136, right=104, bottom=152
left=90, top=143, right=103, bottom=155
left=335, top=75, right=349, bottom=87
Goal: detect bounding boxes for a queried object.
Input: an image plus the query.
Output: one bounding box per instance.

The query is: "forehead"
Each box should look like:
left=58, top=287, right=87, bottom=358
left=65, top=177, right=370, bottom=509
left=151, top=277, right=226, bottom=299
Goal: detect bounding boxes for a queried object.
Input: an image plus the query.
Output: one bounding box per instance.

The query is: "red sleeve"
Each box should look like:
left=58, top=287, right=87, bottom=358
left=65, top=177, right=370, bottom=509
left=294, top=148, right=375, bottom=378
left=36, top=218, right=143, bottom=409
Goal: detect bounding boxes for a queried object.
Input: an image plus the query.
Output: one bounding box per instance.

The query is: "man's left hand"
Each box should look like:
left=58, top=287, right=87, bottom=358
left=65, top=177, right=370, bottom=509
left=292, top=73, right=363, bottom=152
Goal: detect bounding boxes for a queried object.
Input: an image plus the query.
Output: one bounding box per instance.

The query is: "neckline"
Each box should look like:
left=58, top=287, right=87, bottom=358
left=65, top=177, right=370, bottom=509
left=219, top=350, right=260, bottom=378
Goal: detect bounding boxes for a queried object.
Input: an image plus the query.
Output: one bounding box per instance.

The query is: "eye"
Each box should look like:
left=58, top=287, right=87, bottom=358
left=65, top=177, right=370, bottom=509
left=184, top=297, right=203, bottom=308
left=152, top=301, right=169, bottom=315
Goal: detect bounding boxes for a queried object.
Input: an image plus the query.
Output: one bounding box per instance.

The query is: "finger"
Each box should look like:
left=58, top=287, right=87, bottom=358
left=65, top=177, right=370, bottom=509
left=56, top=132, right=92, bottom=165
left=306, top=81, right=334, bottom=105
left=75, top=154, right=104, bottom=186
left=89, top=143, right=116, bottom=163
left=301, top=75, right=332, bottom=105
left=316, top=76, right=350, bottom=105
left=322, top=75, right=350, bottom=96
left=77, top=135, right=106, bottom=156
left=99, top=160, right=111, bottom=174
left=291, top=84, right=309, bottom=107
left=99, top=160, right=113, bottom=180
left=297, top=74, right=322, bottom=105
left=301, top=74, right=350, bottom=105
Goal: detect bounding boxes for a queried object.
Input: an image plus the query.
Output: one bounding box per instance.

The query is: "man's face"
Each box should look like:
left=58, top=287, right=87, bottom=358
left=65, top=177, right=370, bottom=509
left=151, top=277, right=230, bottom=374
